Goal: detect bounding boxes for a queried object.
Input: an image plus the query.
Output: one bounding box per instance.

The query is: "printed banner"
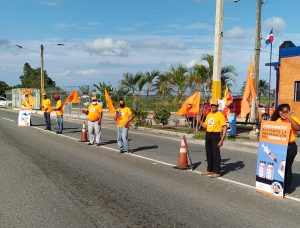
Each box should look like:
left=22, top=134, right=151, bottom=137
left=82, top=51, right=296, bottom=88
left=256, top=120, right=291, bottom=198
left=18, top=110, right=31, bottom=127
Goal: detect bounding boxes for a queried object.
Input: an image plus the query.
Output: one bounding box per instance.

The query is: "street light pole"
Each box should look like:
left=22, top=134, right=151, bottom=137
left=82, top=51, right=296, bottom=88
left=212, top=0, right=224, bottom=99
left=40, top=44, right=44, bottom=108
left=250, top=0, right=262, bottom=122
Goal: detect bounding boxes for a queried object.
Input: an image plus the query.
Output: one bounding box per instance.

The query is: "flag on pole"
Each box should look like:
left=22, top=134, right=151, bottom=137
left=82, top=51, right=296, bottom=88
left=64, top=90, right=80, bottom=104
left=223, top=85, right=233, bottom=107
left=265, top=28, right=274, bottom=45
left=104, top=89, right=116, bottom=115
left=241, top=62, right=257, bottom=118
left=176, top=92, right=201, bottom=116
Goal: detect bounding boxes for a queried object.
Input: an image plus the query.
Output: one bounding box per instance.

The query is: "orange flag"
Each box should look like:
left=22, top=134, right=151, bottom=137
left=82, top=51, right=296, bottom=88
left=104, top=89, right=116, bottom=115
left=241, top=62, right=257, bottom=118
left=64, top=90, right=80, bottom=104
left=223, top=85, right=233, bottom=107
left=176, top=92, right=201, bottom=116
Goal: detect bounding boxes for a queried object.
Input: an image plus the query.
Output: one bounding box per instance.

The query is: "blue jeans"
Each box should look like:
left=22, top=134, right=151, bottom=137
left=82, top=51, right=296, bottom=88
left=117, top=127, right=129, bottom=151
left=56, top=116, right=63, bottom=133
left=44, top=112, right=51, bottom=130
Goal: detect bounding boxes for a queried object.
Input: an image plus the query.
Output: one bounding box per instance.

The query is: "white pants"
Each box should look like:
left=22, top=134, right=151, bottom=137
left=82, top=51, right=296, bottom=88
left=88, top=121, right=101, bottom=144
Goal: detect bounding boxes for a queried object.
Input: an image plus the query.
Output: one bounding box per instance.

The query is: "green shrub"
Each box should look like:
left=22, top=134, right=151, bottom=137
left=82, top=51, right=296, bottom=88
left=133, top=108, right=149, bottom=127
left=153, top=106, right=171, bottom=126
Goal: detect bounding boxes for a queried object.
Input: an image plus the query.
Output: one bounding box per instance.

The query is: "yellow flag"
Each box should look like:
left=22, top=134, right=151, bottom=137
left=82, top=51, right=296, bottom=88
left=176, top=92, right=201, bottom=116
left=105, top=89, right=116, bottom=115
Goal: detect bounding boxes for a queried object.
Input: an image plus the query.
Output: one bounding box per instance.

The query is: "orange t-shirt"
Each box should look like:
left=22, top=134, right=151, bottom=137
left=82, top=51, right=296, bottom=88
left=87, top=104, right=103, bottom=122
left=116, top=107, right=132, bottom=128
left=276, top=116, right=300, bottom=143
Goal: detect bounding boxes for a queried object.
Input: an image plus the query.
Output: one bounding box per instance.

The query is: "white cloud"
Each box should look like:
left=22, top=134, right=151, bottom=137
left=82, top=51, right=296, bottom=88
left=186, top=59, right=198, bottom=68
left=40, top=0, right=63, bottom=6
left=167, top=22, right=211, bottom=31
left=133, top=39, right=186, bottom=51
left=225, top=26, right=247, bottom=39
left=84, top=38, right=128, bottom=56
left=55, top=23, right=77, bottom=29
left=263, top=17, right=286, bottom=33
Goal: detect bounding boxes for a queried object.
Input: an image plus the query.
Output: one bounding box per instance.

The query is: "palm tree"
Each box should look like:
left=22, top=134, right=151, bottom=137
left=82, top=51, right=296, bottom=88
left=221, top=65, right=237, bottom=93
left=119, top=72, right=142, bottom=96
left=188, top=64, right=208, bottom=92
left=79, top=85, right=90, bottom=95
left=93, top=82, right=114, bottom=95
left=153, top=73, right=173, bottom=97
left=143, top=70, right=160, bottom=96
left=201, top=54, right=237, bottom=94
left=169, top=64, right=189, bottom=103
left=119, top=72, right=143, bottom=109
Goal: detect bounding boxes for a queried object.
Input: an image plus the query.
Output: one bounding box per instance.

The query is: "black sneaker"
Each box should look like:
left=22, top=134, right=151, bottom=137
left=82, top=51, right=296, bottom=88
left=96, top=143, right=101, bottom=146
left=87, top=143, right=94, bottom=145
left=56, top=131, right=62, bottom=134
left=119, top=149, right=124, bottom=153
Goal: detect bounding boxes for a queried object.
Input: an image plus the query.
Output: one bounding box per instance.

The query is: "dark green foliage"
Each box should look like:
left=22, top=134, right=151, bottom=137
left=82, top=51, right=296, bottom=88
left=0, top=81, right=10, bottom=97
left=19, top=63, right=56, bottom=89
left=153, top=106, right=171, bottom=126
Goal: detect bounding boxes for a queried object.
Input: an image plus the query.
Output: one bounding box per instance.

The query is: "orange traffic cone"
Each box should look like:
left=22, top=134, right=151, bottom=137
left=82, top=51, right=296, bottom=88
left=174, top=136, right=190, bottom=170
left=80, top=121, right=88, bottom=142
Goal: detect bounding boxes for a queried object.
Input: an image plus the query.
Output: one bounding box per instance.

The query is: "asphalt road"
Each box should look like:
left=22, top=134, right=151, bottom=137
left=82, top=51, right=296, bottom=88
left=1, top=108, right=300, bottom=227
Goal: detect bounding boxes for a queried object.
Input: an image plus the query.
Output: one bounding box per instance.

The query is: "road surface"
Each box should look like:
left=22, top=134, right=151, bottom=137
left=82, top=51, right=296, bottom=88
left=0, top=109, right=300, bottom=227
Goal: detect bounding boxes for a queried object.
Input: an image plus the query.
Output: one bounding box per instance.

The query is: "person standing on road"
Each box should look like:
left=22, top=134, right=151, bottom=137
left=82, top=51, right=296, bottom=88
left=52, top=93, right=64, bottom=134
left=82, top=97, right=103, bottom=146
left=41, top=92, right=52, bottom=130
left=114, top=98, right=134, bottom=153
left=271, top=104, right=300, bottom=195
left=198, top=98, right=227, bottom=178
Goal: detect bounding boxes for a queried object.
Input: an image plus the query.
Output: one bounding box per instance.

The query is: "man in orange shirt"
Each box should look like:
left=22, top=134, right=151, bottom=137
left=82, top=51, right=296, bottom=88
left=52, top=93, right=64, bottom=134
left=41, top=92, right=52, bottom=130
left=198, top=98, right=227, bottom=178
left=114, top=98, right=134, bottom=153
left=82, top=97, right=103, bottom=146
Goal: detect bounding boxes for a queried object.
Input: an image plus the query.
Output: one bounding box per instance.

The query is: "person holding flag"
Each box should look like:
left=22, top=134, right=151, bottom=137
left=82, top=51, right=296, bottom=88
left=198, top=98, right=227, bottom=178
left=82, top=96, right=103, bottom=146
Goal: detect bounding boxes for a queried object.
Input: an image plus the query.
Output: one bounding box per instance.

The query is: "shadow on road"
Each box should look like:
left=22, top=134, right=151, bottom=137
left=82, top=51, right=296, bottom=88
left=192, top=161, right=201, bottom=170
left=220, top=158, right=245, bottom=175
left=131, top=145, right=159, bottom=153
left=101, top=140, right=117, bottom=145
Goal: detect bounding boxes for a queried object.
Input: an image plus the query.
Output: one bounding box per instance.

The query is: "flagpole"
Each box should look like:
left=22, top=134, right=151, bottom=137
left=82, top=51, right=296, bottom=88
left=268, top=42, right=273, bottom=119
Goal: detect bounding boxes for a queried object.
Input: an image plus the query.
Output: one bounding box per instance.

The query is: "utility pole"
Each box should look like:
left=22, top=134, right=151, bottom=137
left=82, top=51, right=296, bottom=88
left=40, top=44, right=44, bottom=108
left=212, top=0, right=224, bottom=99
left=250, top=0, right=262, bottom=122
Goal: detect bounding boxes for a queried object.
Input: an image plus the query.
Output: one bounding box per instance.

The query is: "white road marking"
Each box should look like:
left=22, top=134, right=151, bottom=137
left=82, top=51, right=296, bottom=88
left=2, top=117, right=15, bottom=122
left=26, top=124, right=300, bottom=203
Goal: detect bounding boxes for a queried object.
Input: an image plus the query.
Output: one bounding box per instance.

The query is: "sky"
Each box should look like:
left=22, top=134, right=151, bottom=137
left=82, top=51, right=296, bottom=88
left=1, top=0, right=300, bottom=94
